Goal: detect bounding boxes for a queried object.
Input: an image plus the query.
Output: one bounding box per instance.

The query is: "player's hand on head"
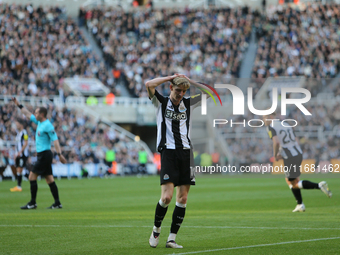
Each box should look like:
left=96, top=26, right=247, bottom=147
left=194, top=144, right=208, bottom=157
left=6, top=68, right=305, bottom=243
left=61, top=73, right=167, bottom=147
left=175, top=73, right=191, bottom=81
left=183, top=75, right=191, bottom=81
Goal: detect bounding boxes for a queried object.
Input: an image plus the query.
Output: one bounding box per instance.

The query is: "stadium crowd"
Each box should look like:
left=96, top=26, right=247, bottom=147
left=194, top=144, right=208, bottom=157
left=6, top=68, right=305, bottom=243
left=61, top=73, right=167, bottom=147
left=0, top=3, right=116, bottom=98
left=84, top=6, right=253, bottom=97
left=1, top=2, right=340, bottom=171
left=253, top=4, right=340, bottom=80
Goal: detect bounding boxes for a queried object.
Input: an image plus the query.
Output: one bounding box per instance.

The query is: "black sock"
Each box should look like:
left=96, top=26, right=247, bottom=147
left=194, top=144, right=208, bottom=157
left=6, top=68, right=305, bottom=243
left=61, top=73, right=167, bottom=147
left=170, top=205, right=186, bottom=234
left=49, top=182, right=60, bottom=204
left=17, top=174, right=22, bottom=187
left=302, top=180, right=319, bottom=189
left=154, top=202, right=168, bottom=228
left=30, top=180, right=38, bottom=204
left=291, top=188, right=303, bottom=204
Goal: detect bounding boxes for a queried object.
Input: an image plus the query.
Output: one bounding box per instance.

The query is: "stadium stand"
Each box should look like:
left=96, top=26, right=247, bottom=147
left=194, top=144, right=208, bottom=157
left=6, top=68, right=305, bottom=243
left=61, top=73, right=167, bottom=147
left=85, top=6, right=253, bottom=97
left=0, top=3, right=117, bottom=97
left=1, top=2, right=339, bottom=174
left=252, top=4, right=340, bottom=80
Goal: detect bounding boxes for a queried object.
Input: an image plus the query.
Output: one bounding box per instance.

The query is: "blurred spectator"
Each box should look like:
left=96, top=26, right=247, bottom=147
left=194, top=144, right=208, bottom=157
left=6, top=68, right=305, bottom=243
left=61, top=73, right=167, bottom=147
left=146, top=0, right=153, bottom=10
left=105, top=144, right=115, bottom=167
left=200, top=152, right=213, bottom=167
left=138, top=148, right=148, bottom=174
left=78, top=6, right=86, bottom=27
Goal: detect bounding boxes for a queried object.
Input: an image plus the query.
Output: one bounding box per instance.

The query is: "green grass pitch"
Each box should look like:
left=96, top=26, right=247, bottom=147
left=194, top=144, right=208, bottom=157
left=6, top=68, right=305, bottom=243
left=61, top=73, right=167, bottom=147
left=1, top=174, right=339, bottom=255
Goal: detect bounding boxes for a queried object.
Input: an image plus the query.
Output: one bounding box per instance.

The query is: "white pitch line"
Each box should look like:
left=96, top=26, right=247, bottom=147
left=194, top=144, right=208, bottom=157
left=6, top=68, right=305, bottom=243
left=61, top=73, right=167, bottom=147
left=169, top=237, right=340, bottom=255
left=188, top=226, right=340, bottom=230
left=1, top=225, right=340, bottom=231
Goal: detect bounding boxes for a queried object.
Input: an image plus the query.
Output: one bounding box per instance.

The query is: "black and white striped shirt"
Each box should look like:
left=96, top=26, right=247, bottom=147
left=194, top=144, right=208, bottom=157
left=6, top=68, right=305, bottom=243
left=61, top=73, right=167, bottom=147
left=151, top=90, right=201, bottom=152
left=16, top=129, right=29, bottom=157
left=267, top=121, right=302, bottom=159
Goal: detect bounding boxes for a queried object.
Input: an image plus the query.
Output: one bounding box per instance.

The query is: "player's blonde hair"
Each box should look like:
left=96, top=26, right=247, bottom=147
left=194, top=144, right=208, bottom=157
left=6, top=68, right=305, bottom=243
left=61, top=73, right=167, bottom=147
left=171, top=77, right=190, bottom=90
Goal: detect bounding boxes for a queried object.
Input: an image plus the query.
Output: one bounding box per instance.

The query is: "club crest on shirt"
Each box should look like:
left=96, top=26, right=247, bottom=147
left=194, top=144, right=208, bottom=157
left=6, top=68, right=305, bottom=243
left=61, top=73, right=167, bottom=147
left=179, top=105, right=187, bottom=112
left=163, top=174, right=169, bottom=180
left=38, top=131, right=41, bottom=136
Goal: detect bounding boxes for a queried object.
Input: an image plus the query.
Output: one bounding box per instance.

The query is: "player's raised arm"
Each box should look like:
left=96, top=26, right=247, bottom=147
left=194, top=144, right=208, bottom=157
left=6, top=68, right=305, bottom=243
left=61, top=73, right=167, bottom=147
left=12, top=97, right=33, bottom=119
left=145, top=74, right=179, bottom=98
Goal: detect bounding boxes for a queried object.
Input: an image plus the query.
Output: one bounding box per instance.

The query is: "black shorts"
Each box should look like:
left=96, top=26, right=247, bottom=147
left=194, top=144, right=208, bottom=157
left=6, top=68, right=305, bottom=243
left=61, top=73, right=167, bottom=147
left=283, top=154, right=302, bottom=179
left=160, top=149, right=195, bottom=186
left=15, top=155, right=28, bottom=168
left=32, top=150, right=53, bottom=176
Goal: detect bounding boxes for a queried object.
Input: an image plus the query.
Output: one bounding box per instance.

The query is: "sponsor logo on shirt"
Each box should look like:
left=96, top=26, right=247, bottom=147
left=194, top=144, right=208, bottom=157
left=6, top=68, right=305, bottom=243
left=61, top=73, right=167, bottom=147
left=165, top=109, right=187, bottom=121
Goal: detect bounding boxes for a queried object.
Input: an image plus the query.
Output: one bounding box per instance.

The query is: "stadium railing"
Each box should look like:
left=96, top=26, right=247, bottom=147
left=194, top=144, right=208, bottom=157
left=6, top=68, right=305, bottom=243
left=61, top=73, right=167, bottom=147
left=81, top=0, right=233, bottom=9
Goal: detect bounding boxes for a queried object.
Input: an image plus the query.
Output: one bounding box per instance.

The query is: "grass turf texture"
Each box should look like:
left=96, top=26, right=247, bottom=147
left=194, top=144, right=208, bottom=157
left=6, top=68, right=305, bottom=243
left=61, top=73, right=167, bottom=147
left=1, top=174, right=339, bottom=255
